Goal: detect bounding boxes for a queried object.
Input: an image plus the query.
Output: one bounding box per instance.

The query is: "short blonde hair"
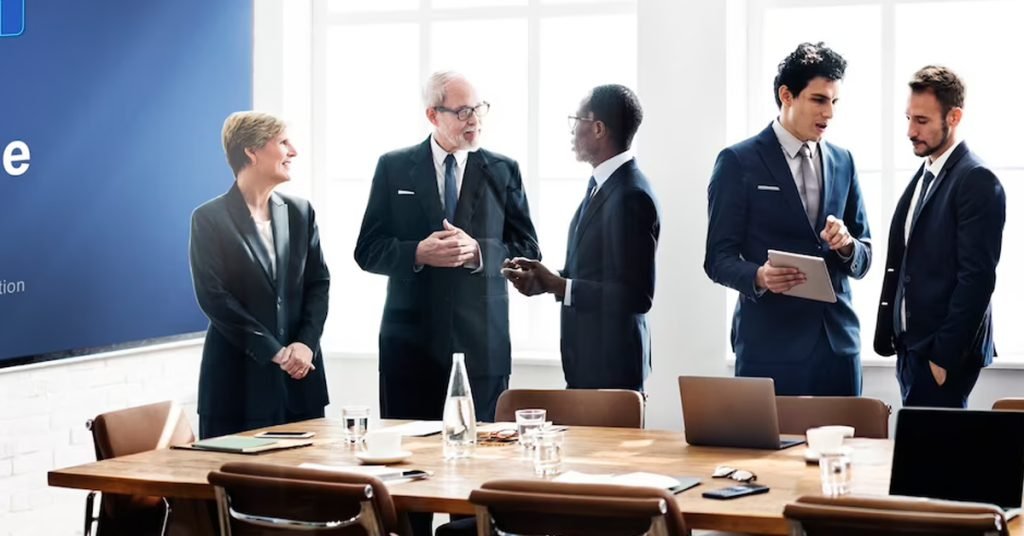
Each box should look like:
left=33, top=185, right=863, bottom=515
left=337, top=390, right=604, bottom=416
left=221, top=111, right=286, bottom=176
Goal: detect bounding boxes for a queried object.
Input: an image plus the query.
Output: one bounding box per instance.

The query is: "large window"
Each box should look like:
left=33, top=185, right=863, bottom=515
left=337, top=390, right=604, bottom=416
left=313, top=0, right=637, bottom=357
left=746, top=0, right=1024, bottom=359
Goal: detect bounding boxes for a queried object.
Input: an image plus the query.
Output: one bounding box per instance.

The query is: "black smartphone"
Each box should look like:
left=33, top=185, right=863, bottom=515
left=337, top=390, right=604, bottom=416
left=400, top=470, right=431, bottom=480
left=254, top=431, right=315, bottom=439
left=701, top=483, right=769, bottom=500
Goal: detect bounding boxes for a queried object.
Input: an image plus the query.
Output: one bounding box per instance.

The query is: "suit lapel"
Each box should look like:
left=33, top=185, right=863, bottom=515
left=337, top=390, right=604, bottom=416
left=907, top=142, right=970, bottom=243
left=270, top=193, right=289, bottom=289
left=410, top=138, right=445, bottom=231
left=817, top=142, right=835, bottom=230
left=225, top=184, right=276, bottom=288
left=454, top=151, right=488, bottom=229
left=754, top=125, right=817, bottom=237
left=567, top=161, right=632, bottom=263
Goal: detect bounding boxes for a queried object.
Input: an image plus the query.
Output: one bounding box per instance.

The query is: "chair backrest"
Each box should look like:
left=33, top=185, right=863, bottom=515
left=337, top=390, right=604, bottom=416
left=470, top=479, right=688, bottom=536
left=90, top=400, right=195, bottom=460
left=992, top=398, right=1024, bottom=411
left=494, top=389, right=644, bottom=428
left=776, top=396, right=891, bottom=438
left=88, top=401, right=195, bottom=522
left=784, top=494, right=1009, bottom=536
left=208, top=462, right=405, bottom=536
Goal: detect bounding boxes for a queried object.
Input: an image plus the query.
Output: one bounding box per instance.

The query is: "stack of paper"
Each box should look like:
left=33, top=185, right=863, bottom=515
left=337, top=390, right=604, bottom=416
left=554, top=471, right=697, bottom=492
left=379, top=421, right=443, bottom=437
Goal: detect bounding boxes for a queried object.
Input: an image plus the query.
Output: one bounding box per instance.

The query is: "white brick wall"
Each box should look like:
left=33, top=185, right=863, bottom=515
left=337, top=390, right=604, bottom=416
left=0, top=341, right=203, bottom=536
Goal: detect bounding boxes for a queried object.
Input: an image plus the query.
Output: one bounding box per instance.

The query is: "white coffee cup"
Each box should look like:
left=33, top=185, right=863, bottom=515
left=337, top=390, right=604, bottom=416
left=363, top=430, right=402, bottom=455
left=806, top=426, right=847, bottom=454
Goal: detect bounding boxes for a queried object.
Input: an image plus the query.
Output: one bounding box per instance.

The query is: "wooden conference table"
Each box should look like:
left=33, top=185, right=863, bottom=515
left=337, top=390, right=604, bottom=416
left=49, top=419, right=1023, bottom=535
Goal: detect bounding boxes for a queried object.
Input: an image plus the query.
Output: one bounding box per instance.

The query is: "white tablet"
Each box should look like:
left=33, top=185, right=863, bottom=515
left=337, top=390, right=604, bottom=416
left=766, top=249, right=837, bottom=303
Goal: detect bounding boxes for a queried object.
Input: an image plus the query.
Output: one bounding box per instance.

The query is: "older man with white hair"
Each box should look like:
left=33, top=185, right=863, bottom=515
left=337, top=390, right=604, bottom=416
left=355, top=71, right=540, bottom=426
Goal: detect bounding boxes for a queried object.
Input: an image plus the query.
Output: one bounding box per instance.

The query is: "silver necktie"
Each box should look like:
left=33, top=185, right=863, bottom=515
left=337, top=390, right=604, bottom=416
left=799, top=143, right=820, bottom=226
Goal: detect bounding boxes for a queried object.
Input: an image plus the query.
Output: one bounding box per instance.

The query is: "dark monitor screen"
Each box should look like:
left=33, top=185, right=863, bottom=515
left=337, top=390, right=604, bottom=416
left=890, top=408, right=1024, bottom=508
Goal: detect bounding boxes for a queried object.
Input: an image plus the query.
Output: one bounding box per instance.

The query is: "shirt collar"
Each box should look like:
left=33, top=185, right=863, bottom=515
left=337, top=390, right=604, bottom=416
left=773, top=118, right=818, bottom=159
left=430, top=135, right=470, bottom=169
left=591, top=150, right=634, bottom=189
left=925, top=139, right=963, bottom=177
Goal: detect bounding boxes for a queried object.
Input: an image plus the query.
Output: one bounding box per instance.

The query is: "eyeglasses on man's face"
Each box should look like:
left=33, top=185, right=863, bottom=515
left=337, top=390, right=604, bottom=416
left=435, top=101, right=490, bottom=121
left=568, top=115, right=596, bottom=132
left=712, top=465, right=757, bottom=483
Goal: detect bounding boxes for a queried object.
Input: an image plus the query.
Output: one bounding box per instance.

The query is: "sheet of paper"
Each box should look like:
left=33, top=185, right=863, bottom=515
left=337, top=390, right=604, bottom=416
left=379, top=421, right=444, bottom=437
left=554, top=470, right=680, bottom=489
left=299, top=463, right=401, bottom=477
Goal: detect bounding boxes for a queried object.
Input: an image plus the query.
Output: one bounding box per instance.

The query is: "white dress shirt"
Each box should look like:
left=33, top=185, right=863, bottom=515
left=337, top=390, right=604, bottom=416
left=564, top=150, right=635, bottom=307
left=254, top=218, right=275, bottom=280
left=772, top=119, right=823, bottom=206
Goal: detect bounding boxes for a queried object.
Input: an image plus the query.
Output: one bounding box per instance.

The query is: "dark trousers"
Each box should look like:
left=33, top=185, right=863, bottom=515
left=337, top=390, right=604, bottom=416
left=199, top=407, right=326, bottom=439
left=896, top=350, right=981, bottom=408
left=736, top=327, right=862, bottom=396
left=380, top=369, right=508, bottom=422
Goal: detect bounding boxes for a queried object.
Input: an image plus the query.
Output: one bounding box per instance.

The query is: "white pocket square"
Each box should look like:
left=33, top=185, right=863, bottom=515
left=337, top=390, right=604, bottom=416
left=397, top=189, right=415, bottom=195
left=757, top=184, right=781, bottom=191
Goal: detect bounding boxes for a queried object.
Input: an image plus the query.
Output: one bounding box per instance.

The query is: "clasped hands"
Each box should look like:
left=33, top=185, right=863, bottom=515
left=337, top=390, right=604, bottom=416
left=415, top=219, right=480, bottom=268
left=756, top=214, right=854, bottom=294
left=272, top=342, right=314, bottom=380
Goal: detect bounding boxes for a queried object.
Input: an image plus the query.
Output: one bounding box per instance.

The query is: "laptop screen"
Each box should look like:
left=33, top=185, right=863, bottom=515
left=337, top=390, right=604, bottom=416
left=890, top=408, right=1024, bottom=509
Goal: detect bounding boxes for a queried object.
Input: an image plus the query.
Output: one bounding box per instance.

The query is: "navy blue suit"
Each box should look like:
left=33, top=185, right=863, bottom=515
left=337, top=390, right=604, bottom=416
left=190, top=184, right=331, bottom=438
left=560, top=160, right=660, bottom=391
left=874, top=142, right=1005, bottom=408
left=705, top=124, right=872, bottom=396
left=355, top=138, right=540, bottom=422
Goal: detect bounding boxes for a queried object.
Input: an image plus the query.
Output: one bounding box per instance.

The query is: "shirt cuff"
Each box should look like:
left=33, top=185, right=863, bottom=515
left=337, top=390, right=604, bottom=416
left=465, top=243, right=483, bottom=273
left=563, top=279, right=573, bottom=306
left=836, top=243, right=854, bottom=262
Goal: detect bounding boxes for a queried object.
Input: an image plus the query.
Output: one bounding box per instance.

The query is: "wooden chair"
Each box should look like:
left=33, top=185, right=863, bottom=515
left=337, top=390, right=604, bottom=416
left=469, top=479, right=688, bottom=536
left=84, top=400, right=195, bottom=536
left=785, top=494, right=1009, bottom=535
left=776, top=396, right=891, bottom=438
left=208, top=462, right=409, bottom=535
left=992, top=398, right=1024, bottom=411
left=494, top=389, right=645, bottom=428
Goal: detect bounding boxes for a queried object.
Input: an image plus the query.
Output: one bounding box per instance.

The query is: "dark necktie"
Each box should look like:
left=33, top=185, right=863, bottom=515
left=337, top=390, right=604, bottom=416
left=894, top=169, right=937, bottom=334
left=444, top=154, right=458, bottom=222
left=910, top=170, right=936, bottom=226
left=574, top=176, right=598, bottom=233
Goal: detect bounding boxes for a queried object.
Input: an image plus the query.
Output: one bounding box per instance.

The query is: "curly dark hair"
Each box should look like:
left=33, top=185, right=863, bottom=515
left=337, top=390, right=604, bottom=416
left=585, top=84, right=643, bottom=151
left=773, top=42, right=847, bottom=108
left=909, top=65, right=965, bottom=117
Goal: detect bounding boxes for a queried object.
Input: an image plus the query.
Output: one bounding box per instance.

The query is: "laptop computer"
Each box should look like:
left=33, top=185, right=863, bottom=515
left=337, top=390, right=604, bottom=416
left=678, top=376, right=804, bottom=450
left=890, top=408, right=1024, bottom=520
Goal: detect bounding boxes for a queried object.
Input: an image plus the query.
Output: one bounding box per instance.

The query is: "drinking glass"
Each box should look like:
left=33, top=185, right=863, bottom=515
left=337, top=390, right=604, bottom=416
left=341, top=405, right=370, bottom=445
left=533, top=427, right=565, bottom=477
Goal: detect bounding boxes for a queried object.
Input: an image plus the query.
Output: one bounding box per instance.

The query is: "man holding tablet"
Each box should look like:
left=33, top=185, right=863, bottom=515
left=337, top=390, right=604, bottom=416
left=704, top=42, right=872, bottom=396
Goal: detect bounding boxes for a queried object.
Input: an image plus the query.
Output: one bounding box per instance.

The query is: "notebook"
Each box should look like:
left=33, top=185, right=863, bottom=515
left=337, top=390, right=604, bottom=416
left=175, top=435, right=313, bottom=454
left=890, top=408, right=1024, bottom=519
left=678, top=376, right=804, bottom=450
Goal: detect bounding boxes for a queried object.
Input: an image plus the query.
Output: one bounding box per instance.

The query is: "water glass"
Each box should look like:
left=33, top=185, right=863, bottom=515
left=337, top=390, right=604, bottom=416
left=819, top=451, right=851, bottom=496
left=341, top=405, right=370, bottom=445
left=515, top=408, right=546, bottom=453
left=533, top=428, right=565, bottom=477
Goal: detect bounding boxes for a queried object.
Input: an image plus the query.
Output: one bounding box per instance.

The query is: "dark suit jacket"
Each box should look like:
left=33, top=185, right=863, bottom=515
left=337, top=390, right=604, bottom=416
left=704, top=124, right=872, bottom=372
left=354, top=137, right=540, bottom=379
left=874, top=142, right=1005, bottom=371
left=560, top=159, right=660, bottom=390
left=189, top=183, right=330, bottom=421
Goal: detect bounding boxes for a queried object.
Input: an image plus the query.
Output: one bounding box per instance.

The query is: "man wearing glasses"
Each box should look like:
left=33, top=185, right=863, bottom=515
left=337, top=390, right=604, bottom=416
left=502, top=84, right=660, bottom=392
left=355, top=71, right=539, bottom=426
